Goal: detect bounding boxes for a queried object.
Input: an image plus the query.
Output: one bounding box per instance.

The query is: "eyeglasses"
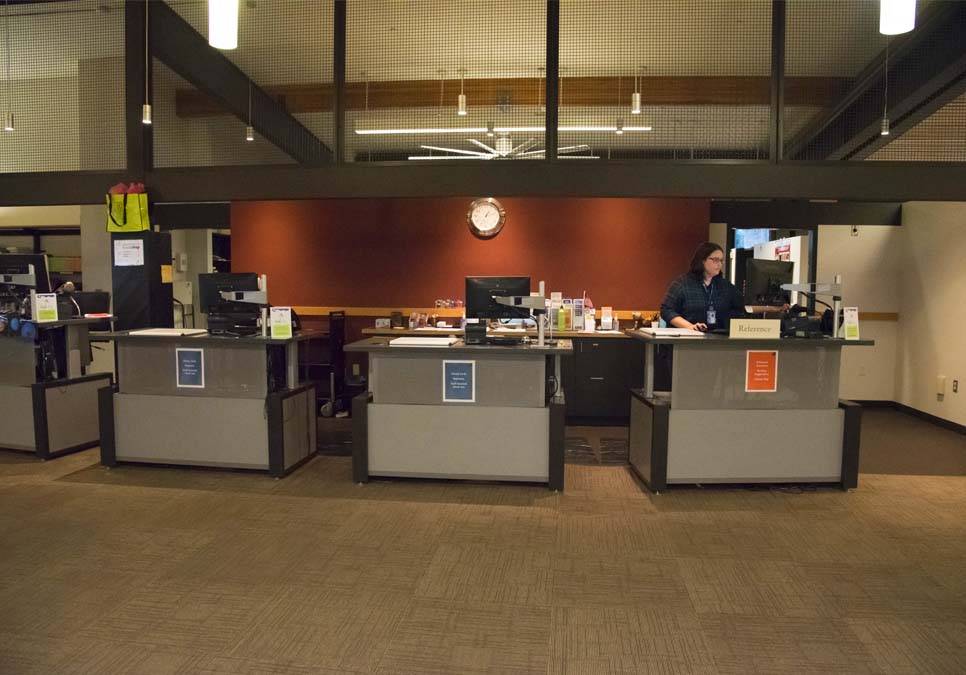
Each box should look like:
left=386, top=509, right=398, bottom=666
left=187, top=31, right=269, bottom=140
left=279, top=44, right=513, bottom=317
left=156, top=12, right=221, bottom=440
left=706, top=257, right=725, bottom=264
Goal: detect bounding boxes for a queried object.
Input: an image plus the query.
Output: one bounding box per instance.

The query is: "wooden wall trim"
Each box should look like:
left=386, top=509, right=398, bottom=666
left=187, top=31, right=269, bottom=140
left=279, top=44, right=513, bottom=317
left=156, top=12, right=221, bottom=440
left=293, top=306, right=660, bottom=319
left=295, top=306, right=897, bottom=321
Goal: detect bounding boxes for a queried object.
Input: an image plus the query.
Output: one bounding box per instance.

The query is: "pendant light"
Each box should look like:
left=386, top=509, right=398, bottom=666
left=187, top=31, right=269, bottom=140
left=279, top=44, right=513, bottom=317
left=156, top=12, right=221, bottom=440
left=631, top=66, right=642, bottom=114
left=879, top=0, right=916, bottom=35
left=142, top=0, right=151, bottom=125
left=457, top=68, right=467, bottom=116
left=880, top=40, right=890, bottom=136
left=209, top=0, right=239, bottom=50
left=245, top=79, right=254, bottom=141
left=2, top=0, right=12, bottom=131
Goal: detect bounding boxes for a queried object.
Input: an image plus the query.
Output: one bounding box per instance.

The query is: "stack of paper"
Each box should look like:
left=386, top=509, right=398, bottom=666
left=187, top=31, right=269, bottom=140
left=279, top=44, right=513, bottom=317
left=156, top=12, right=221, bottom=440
left=389, top=336, right=459, bottom=347
left=637, top=327, right=705, bottom=337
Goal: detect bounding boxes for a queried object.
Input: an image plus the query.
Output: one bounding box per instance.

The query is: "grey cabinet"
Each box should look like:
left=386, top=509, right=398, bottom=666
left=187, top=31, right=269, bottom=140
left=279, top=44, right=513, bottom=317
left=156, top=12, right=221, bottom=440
left=562, top=338, right=644, bottom=419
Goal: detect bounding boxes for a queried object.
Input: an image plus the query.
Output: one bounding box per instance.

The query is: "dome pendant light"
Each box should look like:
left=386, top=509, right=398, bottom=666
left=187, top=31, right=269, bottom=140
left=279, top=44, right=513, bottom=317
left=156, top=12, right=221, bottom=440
left=880, top=0, right=916, bottom=35
left=141, top=0, right=151, bottom=125
left=209, top=0, right=238, bottom=50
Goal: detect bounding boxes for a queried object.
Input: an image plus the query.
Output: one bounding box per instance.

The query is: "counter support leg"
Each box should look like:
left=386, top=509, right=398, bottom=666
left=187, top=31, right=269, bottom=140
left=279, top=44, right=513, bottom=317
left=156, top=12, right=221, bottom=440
left=352, top=392, right=371, bottom=483
left=644, top=343, right=655, bottom=398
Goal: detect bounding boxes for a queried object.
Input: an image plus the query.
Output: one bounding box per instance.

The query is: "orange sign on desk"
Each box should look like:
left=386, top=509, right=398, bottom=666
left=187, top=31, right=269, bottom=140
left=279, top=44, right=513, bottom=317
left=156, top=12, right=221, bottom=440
left=746, top=350, right=778, bottom=392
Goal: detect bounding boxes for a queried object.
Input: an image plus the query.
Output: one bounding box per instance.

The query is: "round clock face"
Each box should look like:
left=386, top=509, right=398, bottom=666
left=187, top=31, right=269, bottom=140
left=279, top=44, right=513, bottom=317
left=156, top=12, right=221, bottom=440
left=467, top=198, right=506, bottom=239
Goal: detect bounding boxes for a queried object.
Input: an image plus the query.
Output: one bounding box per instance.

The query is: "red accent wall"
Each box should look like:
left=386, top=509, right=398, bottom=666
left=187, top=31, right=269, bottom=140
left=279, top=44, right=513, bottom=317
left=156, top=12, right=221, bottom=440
left=231, top=197, right=709, bottom=308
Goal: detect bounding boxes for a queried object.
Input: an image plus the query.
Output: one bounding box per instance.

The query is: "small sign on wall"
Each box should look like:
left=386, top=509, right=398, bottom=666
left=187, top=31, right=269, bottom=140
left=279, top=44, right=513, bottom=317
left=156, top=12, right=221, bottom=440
left=176, top=348, right=205, bottom=388
left=746, top=350, right=778, bottom=393
left=442, top=360, right=475, bottom=403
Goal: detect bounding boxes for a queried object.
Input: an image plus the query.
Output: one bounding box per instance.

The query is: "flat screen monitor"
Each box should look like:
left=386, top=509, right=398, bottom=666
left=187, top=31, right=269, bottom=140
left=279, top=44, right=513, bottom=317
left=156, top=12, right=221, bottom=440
left=465, top=276, right=531, bottom=319
left=0, top=253, right=53, bottom=293
left=744, top=258, right=793, bottom=306
left=198, top=272, right=260, bottom=314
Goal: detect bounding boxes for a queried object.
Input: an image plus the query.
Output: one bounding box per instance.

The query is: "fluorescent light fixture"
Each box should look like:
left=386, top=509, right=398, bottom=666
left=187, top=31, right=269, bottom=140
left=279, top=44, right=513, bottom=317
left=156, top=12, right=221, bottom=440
left=631, top=92, right=641, bottom=114
left=419, top=145, right=492, bottom=157
left=880, top=0, right=915, bottom=35
left=3, top=112, right=13, bottom=132
left=142, top=104, right=152, bottom=125
left=408, top=155, right=485, bottom=160
left=356, top=127, right=488, bottom=135
left=355, top=125, right=653, bottom=135
left=209, top=0, right=239, bottom=49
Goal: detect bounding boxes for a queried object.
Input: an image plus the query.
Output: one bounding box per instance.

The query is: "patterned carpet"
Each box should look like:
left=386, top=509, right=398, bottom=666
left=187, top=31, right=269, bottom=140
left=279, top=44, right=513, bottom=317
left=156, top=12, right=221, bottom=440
left=0, top=412, right=964, bottom=674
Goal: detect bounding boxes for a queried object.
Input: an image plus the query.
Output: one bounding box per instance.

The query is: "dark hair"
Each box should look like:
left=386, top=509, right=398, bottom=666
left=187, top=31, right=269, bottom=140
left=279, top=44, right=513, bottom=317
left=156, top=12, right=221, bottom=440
left=688, top=242, right=724, bottom=278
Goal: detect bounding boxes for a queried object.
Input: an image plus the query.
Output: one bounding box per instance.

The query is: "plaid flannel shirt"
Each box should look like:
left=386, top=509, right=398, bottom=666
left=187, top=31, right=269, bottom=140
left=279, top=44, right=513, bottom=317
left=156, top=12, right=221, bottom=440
left=660, top=273, right=746, bottom=328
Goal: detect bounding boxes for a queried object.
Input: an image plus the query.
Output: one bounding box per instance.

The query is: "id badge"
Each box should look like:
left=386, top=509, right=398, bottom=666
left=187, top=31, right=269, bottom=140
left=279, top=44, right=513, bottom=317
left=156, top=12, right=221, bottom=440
left=707, top=308, right=717, bottom=325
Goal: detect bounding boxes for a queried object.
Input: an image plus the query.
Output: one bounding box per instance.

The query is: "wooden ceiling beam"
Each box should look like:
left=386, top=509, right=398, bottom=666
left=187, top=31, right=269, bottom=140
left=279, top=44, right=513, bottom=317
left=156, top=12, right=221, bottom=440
left=175, top=75, right=848, bottom=117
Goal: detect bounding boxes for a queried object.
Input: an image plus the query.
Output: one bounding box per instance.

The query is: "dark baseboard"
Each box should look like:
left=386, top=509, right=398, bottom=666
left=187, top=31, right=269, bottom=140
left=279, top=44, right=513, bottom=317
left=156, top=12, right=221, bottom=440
left=851, top=400, right=896, bottom=409
left=854, top=400, right=966, bottom=436
left=894, top=402, right=966, bottom=436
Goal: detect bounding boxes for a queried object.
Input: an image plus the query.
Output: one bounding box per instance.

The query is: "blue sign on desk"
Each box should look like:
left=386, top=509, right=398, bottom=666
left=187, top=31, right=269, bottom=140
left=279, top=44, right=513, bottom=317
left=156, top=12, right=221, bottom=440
left=176, top=348, right=205, bottom=388
left=442, top=360, right=475, bottom=403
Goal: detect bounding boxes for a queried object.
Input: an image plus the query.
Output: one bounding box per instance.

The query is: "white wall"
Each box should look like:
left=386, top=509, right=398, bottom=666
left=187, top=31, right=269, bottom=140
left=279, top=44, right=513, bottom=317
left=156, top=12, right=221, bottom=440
left=817, top=225, right=901, bottom=402
left=896, top=203, right=966, bottom=426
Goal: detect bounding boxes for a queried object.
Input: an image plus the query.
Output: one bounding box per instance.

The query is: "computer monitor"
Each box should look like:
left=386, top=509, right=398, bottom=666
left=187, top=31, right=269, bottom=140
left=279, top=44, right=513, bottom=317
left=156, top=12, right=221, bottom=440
left=744, top=258, right=793, bottom=306
left=198, top=273, right=260, bottom=314
left=0, top=253, right=53, bottom=293
left=465, top=276, right=531, bottom=319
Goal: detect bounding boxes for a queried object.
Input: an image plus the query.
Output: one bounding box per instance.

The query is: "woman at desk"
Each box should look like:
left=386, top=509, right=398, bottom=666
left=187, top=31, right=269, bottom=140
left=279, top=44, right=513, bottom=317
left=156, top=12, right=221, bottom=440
left=661, top=242, right=782, bottom=332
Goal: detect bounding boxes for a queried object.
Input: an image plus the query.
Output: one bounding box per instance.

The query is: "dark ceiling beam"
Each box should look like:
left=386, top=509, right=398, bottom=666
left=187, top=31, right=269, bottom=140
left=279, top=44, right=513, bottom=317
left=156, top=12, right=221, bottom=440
left=787, top=1, right=966, bottom=161
left=150, top=1, right=332, bottom=165
left=2, top=162, right=965, bottom=205
left=136, top=161, right=966, bottom=203
left=174, top=76, right=849, bottom=118
left=710, top=200, right=901, bottom=228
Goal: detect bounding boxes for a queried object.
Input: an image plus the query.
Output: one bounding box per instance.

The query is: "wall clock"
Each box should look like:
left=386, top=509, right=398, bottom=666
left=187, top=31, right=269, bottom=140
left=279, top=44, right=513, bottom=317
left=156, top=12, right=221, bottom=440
left=466, top=197, right=506, bottom=239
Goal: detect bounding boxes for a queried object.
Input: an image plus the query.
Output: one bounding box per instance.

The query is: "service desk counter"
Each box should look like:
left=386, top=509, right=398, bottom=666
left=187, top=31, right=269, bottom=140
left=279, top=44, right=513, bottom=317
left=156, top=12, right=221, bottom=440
left=0, top=318, right=112, bottom=459
left=626, top=331, right=874, bottom=491
left=99, top=330, right=319, bottom=477
left=346, top=337, right=573, bottom=489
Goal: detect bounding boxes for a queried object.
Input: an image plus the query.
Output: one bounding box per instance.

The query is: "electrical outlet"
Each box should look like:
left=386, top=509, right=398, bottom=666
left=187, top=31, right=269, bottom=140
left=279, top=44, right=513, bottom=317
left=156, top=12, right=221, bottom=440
left=954, top=380, right=959, bottom=394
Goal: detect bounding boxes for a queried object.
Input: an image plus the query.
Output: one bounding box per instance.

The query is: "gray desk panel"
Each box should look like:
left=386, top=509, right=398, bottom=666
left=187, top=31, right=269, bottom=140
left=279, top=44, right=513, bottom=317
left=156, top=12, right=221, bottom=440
left=282, top=389, right=315, bottom=469
left=666, top=408, right=844, bottom=483
left=368, top=403, right=549, bottom=481
left=0, top=384, right=35, bottom=450
left=46, top=379, right=104, bottom=452
left=118, top=340, right=267, bottom=398
left=670, top=343, right=841, bottom=410
left=371, top=352, right=545, bottom=407
left=114, top=393, right=269, bottom=469
left=0, top=339, right=36, bottom=386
